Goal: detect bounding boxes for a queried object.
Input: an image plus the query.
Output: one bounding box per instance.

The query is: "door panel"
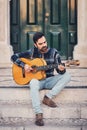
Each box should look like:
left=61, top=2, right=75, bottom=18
left=20, top=0, right=44, bottom=51
left=44, top=0, right=68, bottom=59
left=10, top=0, right=20, bottom=53
left=10, top=0, right=77, bottom=59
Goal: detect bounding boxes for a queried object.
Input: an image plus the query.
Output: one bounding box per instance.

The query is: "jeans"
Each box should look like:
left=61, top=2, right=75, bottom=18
left=29, top=72, right=71, bottom=114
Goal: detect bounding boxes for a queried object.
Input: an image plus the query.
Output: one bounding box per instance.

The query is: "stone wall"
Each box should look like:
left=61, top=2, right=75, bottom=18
left=0, top=0, right=13, bottom=67
left=73, top=0, right=87, bottom=67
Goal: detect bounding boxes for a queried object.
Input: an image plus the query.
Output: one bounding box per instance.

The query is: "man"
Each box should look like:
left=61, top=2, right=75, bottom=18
left=11, top=32, right=71, bottom=126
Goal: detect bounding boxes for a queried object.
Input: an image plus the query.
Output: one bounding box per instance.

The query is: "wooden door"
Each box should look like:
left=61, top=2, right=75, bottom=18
left=10, top=0, right=77, bottom=59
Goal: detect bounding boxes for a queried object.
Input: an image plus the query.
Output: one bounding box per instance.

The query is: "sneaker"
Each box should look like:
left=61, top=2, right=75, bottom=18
left=42, top=95, right=57, bottom=108
left=35, top=113, right=44, bottom=126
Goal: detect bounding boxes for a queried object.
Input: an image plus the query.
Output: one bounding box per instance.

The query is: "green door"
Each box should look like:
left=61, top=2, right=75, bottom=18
left=44, top=0, right=68, bottom=59
left=10, top=0, right=77, bottom=59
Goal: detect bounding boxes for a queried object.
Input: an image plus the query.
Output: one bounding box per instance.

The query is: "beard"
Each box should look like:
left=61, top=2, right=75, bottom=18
left=40, top=46, right=48, bottom=53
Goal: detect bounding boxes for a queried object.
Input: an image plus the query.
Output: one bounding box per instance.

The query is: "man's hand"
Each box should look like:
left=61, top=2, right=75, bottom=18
left=58, top=64, right=65, bottom=71
left=57, top=63, right=66, bottom=74
left=24, top=64, right=33, bottom=73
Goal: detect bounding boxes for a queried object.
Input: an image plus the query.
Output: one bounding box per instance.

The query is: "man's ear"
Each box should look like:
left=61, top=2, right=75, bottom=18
left=34, top=43, right=37, bottom=48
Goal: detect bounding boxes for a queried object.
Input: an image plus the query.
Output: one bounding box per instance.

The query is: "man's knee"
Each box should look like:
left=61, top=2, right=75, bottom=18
left=29, top=79, right=40, bottom=90
left=64, top=71, right=71, bottom=82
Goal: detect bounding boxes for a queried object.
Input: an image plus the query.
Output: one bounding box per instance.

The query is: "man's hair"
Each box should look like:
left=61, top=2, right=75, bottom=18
left=33, top=32, right=44, bottom=43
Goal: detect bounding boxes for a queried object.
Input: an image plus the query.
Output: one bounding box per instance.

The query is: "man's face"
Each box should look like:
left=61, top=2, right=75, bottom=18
left=34, top=36, right=48, bottom=53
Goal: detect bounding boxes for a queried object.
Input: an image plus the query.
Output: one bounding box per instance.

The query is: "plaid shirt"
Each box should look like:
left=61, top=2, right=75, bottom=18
left=11, top=47, right=61, bottom=78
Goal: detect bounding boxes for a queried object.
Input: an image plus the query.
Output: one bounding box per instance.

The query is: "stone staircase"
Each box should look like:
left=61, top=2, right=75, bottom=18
left=0, top=67, right=87, bottom=130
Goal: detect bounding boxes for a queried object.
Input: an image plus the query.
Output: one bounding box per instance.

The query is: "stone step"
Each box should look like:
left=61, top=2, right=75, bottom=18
left=0, top=88, right=87, bottom=104
left=0, top=126, right=86, bottom=130
left=0, top=68, right=87, bottom=127
left=0, top=68, right=87, bottom=88
left=0, top=88, right=87, bottom=126
left=0, top=102, right=87, bottom=119
left=0, top=108, right=87, bottom=127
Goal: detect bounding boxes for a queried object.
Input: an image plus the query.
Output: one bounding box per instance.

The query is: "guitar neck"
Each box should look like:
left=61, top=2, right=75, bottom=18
left=37, top=64, right=58, bottom=71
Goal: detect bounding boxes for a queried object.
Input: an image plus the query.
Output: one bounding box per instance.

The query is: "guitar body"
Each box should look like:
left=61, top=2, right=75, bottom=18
left=12, top=58, right=47, bottom=85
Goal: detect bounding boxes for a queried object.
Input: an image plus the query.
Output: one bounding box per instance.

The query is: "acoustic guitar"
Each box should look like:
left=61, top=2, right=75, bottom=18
left=12, top=58, right=60, bottom=85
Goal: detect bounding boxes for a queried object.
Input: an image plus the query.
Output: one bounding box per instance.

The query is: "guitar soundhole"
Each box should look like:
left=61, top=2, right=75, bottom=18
left=22, top=68, right=25, bottom=78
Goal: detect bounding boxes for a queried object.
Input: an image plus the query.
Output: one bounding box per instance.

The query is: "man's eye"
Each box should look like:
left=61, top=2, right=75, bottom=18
left=38, top=41, right=47, bottom=45
left=39, top=43, right=43, bottom=45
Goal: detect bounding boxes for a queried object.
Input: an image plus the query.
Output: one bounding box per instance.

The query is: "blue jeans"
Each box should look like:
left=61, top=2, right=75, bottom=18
left=29, top=72, right=71, bottom=114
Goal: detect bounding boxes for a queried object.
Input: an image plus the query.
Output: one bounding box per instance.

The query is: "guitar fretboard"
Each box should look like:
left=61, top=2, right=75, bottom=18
left=37, top=64, right=58, bottom=71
